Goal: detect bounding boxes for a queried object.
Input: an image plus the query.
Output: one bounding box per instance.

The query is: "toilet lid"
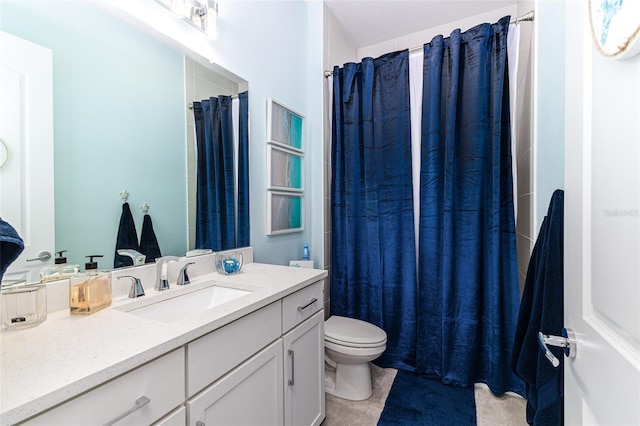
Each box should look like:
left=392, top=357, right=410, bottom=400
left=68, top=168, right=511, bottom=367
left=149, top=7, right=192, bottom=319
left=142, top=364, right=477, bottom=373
left=325, top=316, right=387, bottom=346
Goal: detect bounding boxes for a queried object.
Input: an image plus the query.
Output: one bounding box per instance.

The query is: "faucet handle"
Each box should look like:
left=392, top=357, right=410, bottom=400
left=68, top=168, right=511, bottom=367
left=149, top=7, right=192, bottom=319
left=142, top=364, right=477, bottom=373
left=177, top=262, right=195, bottom=286
left=118, top=275, right=145, bottom=298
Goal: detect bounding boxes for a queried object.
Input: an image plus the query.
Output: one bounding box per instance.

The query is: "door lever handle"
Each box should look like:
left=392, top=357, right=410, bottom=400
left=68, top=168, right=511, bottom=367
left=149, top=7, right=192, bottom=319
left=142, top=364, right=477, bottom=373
left=537, top=327, right=576, bottom=367
left=26, top=251, right=52, bottom=262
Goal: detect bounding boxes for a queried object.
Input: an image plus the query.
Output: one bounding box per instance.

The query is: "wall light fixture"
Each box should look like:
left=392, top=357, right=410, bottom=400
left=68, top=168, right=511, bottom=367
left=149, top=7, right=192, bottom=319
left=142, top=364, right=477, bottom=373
left=155, top=0, right=218, bottom=40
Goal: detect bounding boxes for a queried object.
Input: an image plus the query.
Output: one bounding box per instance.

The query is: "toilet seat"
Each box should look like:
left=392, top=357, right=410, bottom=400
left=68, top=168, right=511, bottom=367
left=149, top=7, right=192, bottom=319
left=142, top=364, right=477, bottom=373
left=324, top=316, right=387, bottom=348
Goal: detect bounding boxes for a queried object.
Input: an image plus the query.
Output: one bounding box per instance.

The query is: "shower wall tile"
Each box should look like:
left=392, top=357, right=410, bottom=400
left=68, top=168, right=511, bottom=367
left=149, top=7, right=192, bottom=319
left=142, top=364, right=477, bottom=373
left=324, top=273, right=330, bottom=303
left=324, top=196, right=332, bottom=233
left=517, top=193, right=532, bottom=239
left=324, top=231, right=331, bottom=269
left=193, top=61, right=236, bottom=94
left=324, top=163, right=329, bottom=198
left=516, top=233, right=533, bottom=289
left=188, top=226, right=196, bottom=251
left=324, top=268, right=331, bottom=318
left=519, top=271, right=526, bottom=293
left=516, top=148, right=531, bottom=199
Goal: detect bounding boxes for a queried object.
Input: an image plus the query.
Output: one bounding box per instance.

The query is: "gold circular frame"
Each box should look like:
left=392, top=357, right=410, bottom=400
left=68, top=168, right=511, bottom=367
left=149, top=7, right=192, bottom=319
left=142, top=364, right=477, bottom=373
left=589, top=0, right=640, bottom=59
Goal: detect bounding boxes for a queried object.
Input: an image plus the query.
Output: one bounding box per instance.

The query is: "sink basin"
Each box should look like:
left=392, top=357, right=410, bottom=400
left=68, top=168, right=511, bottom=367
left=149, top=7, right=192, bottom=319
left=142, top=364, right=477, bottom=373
left=125, top=285, right=251, bottom=323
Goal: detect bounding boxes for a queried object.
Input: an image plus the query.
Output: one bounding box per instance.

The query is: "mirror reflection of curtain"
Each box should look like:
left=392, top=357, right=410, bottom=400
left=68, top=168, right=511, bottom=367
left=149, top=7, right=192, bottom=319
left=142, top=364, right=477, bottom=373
left=193, top=92, right=249, bottom=251
left=237, top=92, right=250, bottom=247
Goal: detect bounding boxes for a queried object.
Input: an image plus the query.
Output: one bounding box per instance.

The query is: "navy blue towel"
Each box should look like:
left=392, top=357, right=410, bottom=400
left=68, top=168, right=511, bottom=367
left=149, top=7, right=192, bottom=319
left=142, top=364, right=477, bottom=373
left=511, top=189, right=564, bottom=425
left=139, top=214, right=161, bottom=263
left=0, top=217, right=25, bottom=283
left=114, top=202, right=139, bottom=268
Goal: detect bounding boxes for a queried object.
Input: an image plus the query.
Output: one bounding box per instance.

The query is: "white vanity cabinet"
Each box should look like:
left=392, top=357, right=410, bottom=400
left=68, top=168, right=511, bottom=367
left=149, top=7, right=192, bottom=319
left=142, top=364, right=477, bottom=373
left=22, top=348, right=185, bottom=426
left=8, top=275, right=326, bottom=426
left=186, top=280, right=325, bottom=426
left=282, top=281, right=325, bottom=426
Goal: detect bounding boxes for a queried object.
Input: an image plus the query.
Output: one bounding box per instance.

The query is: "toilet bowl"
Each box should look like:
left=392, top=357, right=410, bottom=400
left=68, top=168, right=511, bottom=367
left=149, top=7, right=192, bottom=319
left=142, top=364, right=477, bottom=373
left=324, top=316, right=387, bottom=401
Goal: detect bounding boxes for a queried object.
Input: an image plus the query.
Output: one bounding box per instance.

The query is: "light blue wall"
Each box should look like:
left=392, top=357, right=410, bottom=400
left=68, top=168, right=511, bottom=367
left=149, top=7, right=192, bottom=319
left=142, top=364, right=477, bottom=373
left=208, top=0, right=324, bottom=266
left=1, top=2, right=188, bottom=269
left=1, top=0, right=325, bottom=268
left=535, top=0, right=565, bottom=232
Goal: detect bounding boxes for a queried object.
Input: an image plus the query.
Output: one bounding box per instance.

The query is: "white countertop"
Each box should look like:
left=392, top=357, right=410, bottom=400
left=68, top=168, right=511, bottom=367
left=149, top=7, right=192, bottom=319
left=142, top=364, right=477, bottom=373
left=0, top=262, right=327, bottom=425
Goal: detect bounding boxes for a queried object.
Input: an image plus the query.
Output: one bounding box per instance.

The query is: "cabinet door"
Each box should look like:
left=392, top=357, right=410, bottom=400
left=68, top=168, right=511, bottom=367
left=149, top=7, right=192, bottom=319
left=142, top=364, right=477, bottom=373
left=283, top=310, right=325, bottom=426
left=154, top=406, right=186, bottom=426
left=187, top=340, right=283, bottom=426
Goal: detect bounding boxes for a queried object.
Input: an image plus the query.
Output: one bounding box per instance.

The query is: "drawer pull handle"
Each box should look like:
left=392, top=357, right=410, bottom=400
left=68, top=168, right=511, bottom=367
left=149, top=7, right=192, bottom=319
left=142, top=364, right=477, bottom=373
left=102, top=396, right=150, bottom=426
left=196, top=422, right=205, bottom=426
left=288, top=349, right=295, bottom=386
left=298, top=298, right=318, bottom=311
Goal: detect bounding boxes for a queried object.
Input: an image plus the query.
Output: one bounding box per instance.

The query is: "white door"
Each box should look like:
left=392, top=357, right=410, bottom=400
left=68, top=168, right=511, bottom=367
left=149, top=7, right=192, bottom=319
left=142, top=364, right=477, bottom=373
left=0, top=31, right=55, bottom=285
left=564, top=2, right=640, bottom=425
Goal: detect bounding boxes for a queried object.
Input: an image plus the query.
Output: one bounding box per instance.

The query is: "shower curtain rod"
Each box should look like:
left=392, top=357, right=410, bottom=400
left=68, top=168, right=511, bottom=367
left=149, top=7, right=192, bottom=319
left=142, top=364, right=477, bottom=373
left=323, top=10, right=534, bottom=78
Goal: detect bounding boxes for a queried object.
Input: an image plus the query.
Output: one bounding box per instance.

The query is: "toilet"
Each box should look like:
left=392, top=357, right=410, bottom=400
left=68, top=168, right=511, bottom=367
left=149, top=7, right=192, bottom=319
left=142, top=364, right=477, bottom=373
left=324, top=316, right=387, bottom=401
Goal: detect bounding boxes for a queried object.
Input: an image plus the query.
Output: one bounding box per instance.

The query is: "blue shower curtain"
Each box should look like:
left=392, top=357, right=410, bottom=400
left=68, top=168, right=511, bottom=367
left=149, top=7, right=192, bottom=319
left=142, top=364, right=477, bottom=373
left=236, top=91, right=250, bottom=248
left=417, top=16, right=524, bottom=395
left=194, top=96, right=235, bottom=251
left=330, top=51, right=418, bottom=370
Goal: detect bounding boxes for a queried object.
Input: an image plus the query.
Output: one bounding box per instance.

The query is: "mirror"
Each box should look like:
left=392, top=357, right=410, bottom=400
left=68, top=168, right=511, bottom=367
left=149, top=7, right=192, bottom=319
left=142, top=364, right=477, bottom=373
left=1, top=1, right=248, bottom=269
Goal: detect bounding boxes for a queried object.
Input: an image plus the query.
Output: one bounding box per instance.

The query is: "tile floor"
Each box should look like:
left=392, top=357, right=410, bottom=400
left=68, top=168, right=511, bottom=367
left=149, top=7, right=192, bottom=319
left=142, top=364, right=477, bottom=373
left=323, top=364, right=528, bottom=426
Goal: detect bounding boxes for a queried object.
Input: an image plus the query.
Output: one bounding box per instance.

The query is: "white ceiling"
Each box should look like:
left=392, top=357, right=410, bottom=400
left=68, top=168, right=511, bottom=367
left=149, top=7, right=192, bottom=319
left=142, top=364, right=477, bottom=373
left=324, top=0, right=520, bottom=48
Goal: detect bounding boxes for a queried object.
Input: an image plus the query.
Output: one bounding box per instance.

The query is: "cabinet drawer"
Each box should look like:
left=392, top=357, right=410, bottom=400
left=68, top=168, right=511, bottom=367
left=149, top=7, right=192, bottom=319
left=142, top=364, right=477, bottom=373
left=187, top=301, right=281, bottom=397
left=282, top=280, right=323, bottom=333
left=23, top=348, right=185, bottom=426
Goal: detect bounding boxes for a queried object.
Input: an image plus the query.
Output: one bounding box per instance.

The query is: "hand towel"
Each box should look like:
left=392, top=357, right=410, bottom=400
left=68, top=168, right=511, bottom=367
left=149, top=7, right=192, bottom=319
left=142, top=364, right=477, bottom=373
left=139, top=214, right=161, bottom=263
left=511, top=189, right=564, bottom=425
left=114, top=202, right=139, bottom=268
left=0, top=217, right=25, bottom=283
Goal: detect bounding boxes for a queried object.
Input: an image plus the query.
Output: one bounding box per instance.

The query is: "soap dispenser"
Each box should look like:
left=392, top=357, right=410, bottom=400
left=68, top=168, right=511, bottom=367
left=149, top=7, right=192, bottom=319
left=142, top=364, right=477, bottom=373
left=69, top=255, right=112, bottom=315
left=40, top=250, right=80, bottom=283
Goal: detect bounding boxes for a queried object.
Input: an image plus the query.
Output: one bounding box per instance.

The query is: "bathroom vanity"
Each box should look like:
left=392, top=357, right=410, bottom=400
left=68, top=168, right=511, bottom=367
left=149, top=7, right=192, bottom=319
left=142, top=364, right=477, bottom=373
left=0, top=253, right=326, bottom=426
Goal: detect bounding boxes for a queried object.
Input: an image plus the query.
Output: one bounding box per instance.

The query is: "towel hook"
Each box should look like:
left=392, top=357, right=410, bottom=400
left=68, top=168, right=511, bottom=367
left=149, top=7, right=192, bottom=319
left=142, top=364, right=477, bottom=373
left=120, top=189, right=129, bottom=203
left=141, top=203, right=149, bottom=214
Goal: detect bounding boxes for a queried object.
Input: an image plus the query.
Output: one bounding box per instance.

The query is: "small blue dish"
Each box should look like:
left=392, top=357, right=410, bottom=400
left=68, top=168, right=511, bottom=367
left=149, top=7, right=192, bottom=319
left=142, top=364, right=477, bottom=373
left=215, top=252, right=243, bottom=275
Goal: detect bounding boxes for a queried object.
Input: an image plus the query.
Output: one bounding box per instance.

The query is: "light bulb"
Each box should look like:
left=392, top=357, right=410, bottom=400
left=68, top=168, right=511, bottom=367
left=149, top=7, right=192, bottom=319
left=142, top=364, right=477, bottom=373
left=170, top=0, right=187, bottom=17
left=205, top=0, right=218, bottom=40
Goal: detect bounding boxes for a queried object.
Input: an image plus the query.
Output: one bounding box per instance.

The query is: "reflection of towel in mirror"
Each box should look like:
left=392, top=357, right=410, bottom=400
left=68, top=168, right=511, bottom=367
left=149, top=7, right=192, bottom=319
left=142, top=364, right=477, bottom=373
left=140, top=214, right=161, bottom=263
left=0, top=217, right=25, bottom=283
left=114, top=203, right=139, bottom=268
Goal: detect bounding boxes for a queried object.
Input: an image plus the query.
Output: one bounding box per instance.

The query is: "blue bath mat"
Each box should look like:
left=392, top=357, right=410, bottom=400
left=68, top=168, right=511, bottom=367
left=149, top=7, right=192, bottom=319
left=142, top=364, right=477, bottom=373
left=378, top=371, right=477, bottom=425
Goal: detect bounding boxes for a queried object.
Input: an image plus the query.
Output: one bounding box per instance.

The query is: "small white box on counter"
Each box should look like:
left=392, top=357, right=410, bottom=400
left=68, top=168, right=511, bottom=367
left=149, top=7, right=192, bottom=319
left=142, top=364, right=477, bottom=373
left=289, top=260, right=314, bottom=269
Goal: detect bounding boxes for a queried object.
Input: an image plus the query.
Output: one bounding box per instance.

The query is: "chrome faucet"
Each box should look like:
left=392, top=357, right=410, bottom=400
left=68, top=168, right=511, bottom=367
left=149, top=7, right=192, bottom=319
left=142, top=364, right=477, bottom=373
left=155, top=256, right=179, bottom=291
left=177, top=262, right=195, bottom=286
left=117, top=275, right=145, bottom=298
left=117, top=249, right=146, bottom=266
